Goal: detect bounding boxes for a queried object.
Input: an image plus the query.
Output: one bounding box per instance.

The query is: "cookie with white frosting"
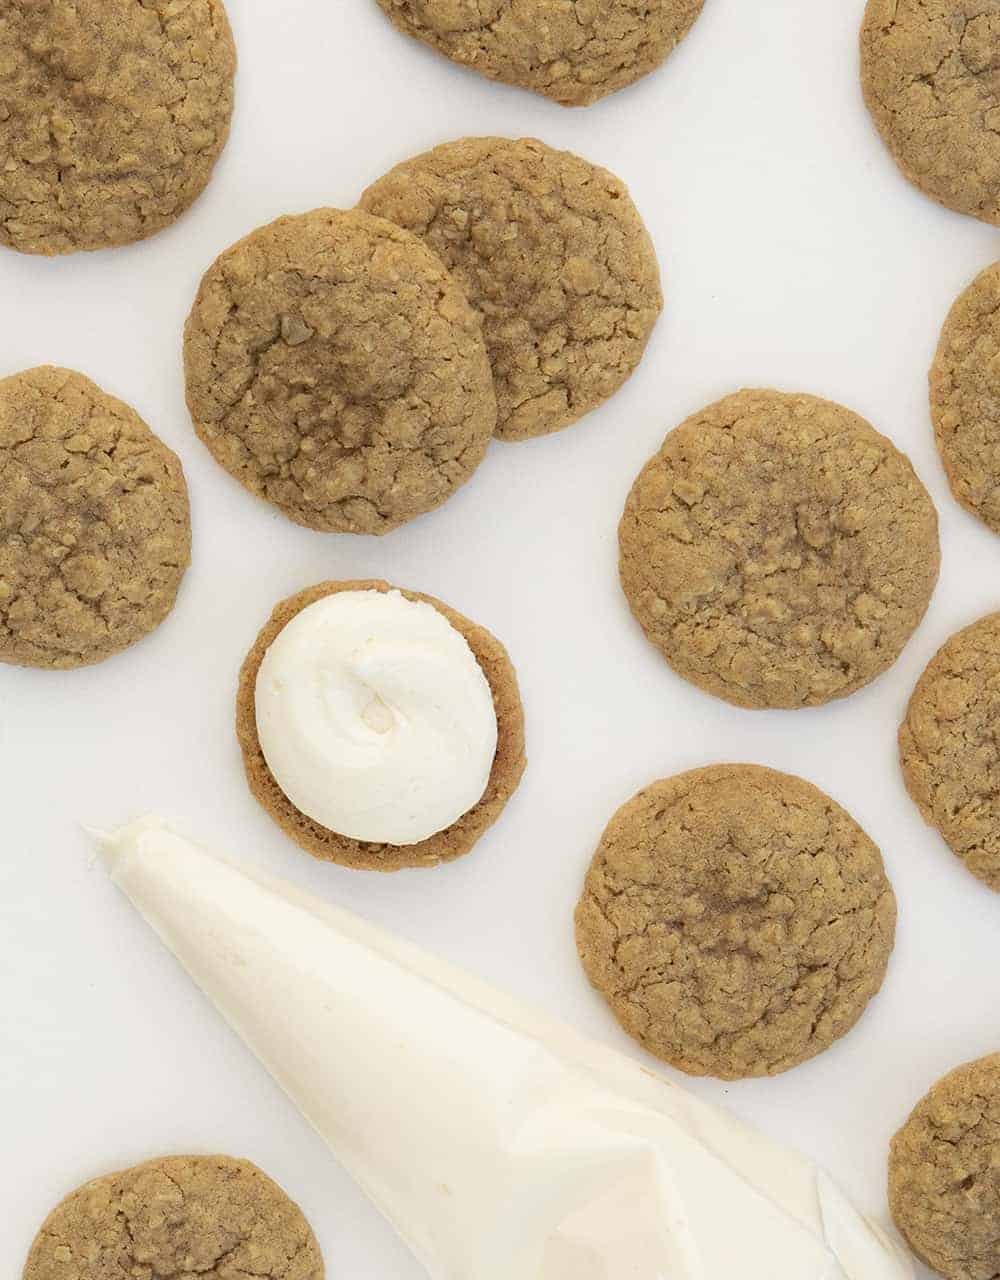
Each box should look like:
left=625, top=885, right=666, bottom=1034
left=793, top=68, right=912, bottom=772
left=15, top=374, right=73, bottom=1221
left=236, top=579, right=526, bottom=870
left=0, top=0, right=236, bottom=256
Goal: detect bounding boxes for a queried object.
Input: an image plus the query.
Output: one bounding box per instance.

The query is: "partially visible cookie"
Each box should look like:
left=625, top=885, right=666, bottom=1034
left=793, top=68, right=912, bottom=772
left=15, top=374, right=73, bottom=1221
left=889, top=1054, right=1000, bottom=1280
left=0, top=0, right=236, bottom=255
left=22, top=1154, right=324, bottom=1280
left=930, top=261, right=1000, bottom=534
left=373, top=0, right=705, bottom=107
left=184, top=208, right=497, bottom=535
left=361, top=136, right=662, bottom=440
left=575, top=764, right=897, bottom=1079
left=237, top=579, right=526, bottom=870
left=0, top=366, right=191, bottom=670
left=900, top=611, right=1000, bottom=892
left=619, top=389, right=940, bottom=709
left=861, top=0, right=1000, bottom=225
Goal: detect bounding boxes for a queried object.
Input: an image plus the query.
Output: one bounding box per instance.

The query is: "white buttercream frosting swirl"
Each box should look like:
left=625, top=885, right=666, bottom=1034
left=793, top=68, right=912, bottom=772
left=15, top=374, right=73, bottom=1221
left=255, top=589, right=497, bottom=845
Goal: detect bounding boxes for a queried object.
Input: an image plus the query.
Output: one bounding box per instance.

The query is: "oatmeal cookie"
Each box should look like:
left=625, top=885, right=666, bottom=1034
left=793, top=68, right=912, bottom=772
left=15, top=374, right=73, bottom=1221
left=930, top=260, right=1000, bottom=534
left=900, top=611, right=1000, bottom=892
left=184, top=208, right=497, bottom=534
left=22, top=1155, right=323, bottom=1280
left=575, top=764, right=897, bottom=1079
left=861, top=0, right=1000, bottom=224
left=237, top=579, right=526, bottom=870
left=361, top=136, right=662, bottom=440
left=619, top=389, right=940, bottom=709
left=0, top=0, right=236, bottom=255
left=0, top=366, right=190, bottom=669
left=889, top=1054, right=1000, bottom=1280
left=373, top=0, right=705, bottom=106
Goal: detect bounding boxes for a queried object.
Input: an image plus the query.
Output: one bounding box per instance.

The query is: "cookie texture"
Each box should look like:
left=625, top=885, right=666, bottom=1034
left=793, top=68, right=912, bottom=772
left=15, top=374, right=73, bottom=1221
left=184, top=208, right=497, bottom=535
left=575, top=764, right=897, bottom=1079
left=889, top=1054, right=1000, bottom=1280
left=374, top=0, right=705, bottom=107
left=619, top=389, right=940, bottom=709
left=0, top=366, right=190, bottom=670
left=0, top=0, right=236, bottom=256
left=237, top=579, right=526, bottom=870
left=930, top=260, right=1000, bottom=535
left=22, top=1155, right=323, bottom=1280
left=900, top=611, right=1000, bottom=892
left=361, top=136, right=662, bottom=440
left=861, top=0, right=1000, bottom=225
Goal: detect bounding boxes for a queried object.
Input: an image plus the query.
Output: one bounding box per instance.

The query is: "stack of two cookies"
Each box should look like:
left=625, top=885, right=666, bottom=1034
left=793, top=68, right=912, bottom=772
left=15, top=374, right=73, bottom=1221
left=184, top=135, right=664, bottom=535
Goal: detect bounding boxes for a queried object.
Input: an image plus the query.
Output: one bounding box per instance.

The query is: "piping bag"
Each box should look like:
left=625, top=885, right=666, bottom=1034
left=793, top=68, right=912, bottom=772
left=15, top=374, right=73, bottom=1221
left=98, top=817, right=912, bottom=1280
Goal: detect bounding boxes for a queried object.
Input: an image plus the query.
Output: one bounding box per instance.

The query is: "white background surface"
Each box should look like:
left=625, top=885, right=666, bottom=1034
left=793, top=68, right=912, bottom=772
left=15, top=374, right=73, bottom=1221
left=2, top=2, right=999, bottom=1275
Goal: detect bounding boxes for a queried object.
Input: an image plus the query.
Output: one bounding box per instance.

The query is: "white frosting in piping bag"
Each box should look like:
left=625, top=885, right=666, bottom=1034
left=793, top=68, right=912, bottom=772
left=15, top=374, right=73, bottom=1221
left=255, top=590, right=497, bottom=845
left=99, top=817, right=913, bottom=1280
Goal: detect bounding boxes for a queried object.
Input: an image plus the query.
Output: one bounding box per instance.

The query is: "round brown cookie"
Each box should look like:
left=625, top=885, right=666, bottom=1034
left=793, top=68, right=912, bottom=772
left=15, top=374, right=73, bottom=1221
left=575, top=764, right=897, bottom=1080
left=237, top=579, right=526, bottom=870
left=373, top=0, right=705, bottom=107
left=184, top=208, right=497, bottom=535
left=0, top=366, right=190, bottom=670
left=0, top=0, right=236, bottom=256
left=861, top=0, right=1000, bottom=225
left=930, top=261, right=1000, bottom=535
left=619, top=389, right=940, bottom=710
left=22, top=1154, right=323, bottom=1280
left=899, top=611, right=1000, bottom=892
left=361, top=136, right=662, bottom=441
left=889, top=1054, right=1000, bottom=1280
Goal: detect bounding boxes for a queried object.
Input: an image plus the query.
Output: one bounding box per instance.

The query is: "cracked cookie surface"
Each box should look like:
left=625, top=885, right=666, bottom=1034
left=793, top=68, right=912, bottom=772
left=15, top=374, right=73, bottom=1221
left=184, top=208, right=497, bottom=534
left=575, top=764, right=897, bottom=1079
left=619, top=389, right=940, bottom=709
left=373, top=0, right=705, bottom=107
left=237, top=579, right=526, bottom=870
left=930, top=260, right=1000, bottom=535
left=0, top=0, right=236, bottom=256
left=861, top=0, right=1000, bottom=224
left=900, top=611, right=1000, bottom=892
left=889, top=1054, right=1000, bottom=1280
left=0, top=366, right=190, bottom=670
left=22, top=1154, right=323, bottom=1280
left=361, top=136, right=662, bottom=440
